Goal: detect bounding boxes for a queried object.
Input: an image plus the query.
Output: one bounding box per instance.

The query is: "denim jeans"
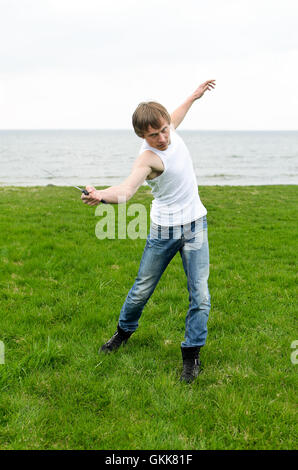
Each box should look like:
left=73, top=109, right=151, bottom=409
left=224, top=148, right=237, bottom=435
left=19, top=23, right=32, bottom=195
left=118, top=216, right=211, bottom=348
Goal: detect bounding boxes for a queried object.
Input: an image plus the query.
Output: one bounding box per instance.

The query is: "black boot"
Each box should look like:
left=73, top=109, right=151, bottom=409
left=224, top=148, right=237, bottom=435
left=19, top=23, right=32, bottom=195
left=99, top=324, right=133, bottom=353
left=180, top=346, right=201, bottom=383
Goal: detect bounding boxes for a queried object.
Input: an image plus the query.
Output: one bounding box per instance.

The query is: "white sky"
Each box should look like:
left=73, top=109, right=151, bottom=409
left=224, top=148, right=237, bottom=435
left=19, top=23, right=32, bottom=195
left=0, top=0, right=297, bottom=130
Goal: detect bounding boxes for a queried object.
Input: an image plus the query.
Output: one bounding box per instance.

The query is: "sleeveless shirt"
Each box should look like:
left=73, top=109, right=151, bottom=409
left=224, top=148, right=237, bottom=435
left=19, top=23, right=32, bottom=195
left=140, top=127, right=207, bottom=226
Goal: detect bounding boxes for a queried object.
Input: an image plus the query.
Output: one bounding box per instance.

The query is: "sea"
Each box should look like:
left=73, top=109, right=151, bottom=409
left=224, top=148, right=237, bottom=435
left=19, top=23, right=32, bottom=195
left=0, top=130, right=297, bottom=187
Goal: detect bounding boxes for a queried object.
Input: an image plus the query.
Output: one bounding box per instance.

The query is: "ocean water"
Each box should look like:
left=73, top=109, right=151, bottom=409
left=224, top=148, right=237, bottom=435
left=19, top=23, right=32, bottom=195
left=0, top=129, right=297, bottom=187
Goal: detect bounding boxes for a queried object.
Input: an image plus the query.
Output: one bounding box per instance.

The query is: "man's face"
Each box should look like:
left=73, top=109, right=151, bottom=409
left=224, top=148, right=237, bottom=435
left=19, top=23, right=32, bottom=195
left=143, top=119, right=171, bottom=151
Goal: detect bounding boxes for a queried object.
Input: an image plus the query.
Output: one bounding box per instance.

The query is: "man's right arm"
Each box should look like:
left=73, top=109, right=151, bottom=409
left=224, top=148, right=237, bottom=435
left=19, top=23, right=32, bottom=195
left=81, top=151, right=155, bottom=206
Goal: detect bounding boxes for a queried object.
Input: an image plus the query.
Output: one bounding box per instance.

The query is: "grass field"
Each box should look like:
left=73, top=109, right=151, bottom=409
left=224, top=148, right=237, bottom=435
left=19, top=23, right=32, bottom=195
left=0, top=185, right=297, bottom=450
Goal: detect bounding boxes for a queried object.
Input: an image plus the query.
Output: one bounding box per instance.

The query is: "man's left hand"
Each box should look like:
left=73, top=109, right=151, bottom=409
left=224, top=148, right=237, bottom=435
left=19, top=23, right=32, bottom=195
left=192, top=79, right=216, bottom=101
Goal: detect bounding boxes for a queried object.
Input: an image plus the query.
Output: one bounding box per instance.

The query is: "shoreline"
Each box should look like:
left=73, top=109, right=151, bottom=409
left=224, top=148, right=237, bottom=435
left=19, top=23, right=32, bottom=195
left=0, top=183, right=297, bottom=188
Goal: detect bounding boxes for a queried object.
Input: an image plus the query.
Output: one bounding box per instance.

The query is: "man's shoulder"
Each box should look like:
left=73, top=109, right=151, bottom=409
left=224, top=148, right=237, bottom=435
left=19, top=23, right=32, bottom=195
left=142, top=148, right=159, bottom=155
left=138, top=149, right=159, bottom=162
left=136, top=150, right=164, bottom=174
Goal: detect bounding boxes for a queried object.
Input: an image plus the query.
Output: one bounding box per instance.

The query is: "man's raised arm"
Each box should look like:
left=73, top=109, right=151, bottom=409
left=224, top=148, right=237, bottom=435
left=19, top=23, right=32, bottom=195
left=171, top=79, right=216, bottom=130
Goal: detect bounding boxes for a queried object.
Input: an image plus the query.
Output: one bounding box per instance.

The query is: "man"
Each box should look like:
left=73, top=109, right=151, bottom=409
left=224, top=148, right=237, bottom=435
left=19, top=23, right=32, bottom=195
left=82, top=79, right=216, bottom=383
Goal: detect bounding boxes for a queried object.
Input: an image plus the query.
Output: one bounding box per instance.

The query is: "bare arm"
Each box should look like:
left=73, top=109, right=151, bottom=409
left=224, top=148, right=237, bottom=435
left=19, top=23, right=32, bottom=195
left=171, top=79, right=216, bottom=129
left=81, top=152, right=154, bottom=206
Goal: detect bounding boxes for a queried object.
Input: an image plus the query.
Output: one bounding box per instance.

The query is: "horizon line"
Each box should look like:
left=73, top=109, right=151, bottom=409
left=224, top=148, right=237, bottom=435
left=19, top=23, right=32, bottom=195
left=0, top=128, right=297, bottom=132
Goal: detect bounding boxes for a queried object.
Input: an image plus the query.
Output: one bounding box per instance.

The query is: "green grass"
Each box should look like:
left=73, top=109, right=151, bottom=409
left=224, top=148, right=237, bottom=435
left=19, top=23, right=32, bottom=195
left=0, top=185, right=297, bottom=450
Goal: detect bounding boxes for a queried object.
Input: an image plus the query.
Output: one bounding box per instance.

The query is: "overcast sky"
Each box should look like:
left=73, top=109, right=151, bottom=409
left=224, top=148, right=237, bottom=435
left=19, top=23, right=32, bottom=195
left=0, top=0, right=297, bottom=130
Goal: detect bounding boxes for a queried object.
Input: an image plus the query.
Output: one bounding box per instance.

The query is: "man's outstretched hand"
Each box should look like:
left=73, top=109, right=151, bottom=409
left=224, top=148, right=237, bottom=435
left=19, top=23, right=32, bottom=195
left=192, top=79, right=216, bottom=101
left=81, top=185, right=102, bottom=206
left=170, top=79, right=216, bottom=129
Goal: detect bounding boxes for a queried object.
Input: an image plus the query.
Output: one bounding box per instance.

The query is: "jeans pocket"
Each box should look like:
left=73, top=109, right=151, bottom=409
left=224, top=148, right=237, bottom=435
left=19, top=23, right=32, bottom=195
left=183, top=232, right=204, bottom=251
left=183, top=217, right=205, bottom=251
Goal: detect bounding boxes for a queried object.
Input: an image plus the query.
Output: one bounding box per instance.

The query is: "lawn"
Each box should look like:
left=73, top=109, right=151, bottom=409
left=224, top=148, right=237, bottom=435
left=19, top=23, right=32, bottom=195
left=0, top=185, right=297, bottom=450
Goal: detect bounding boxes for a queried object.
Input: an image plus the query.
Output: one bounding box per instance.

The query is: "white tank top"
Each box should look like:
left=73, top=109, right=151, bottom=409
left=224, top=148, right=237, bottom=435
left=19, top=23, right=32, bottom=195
left=140, top=127, right=207, bottom=226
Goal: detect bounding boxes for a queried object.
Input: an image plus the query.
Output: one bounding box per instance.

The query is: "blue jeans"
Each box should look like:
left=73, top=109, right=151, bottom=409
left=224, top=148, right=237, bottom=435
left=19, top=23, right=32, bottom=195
left=118, top=216, right=211, bottom=348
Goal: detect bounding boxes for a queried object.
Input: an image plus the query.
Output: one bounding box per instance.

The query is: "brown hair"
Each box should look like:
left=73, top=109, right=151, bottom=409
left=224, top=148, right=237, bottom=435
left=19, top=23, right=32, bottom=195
left=132, top=101, right=171, bottom=137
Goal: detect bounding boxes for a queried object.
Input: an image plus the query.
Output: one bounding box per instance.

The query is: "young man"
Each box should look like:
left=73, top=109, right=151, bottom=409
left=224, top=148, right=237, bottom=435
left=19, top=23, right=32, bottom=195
left=82, top=79, right=216, bottom=383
